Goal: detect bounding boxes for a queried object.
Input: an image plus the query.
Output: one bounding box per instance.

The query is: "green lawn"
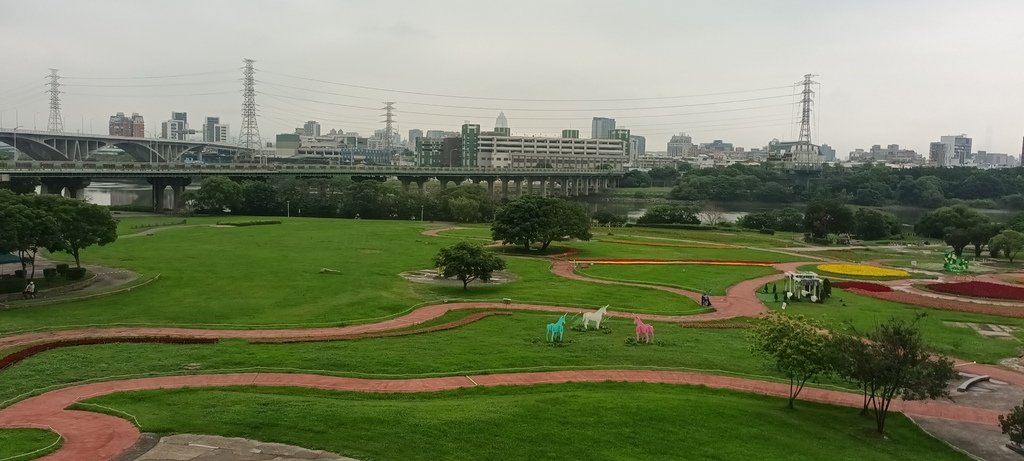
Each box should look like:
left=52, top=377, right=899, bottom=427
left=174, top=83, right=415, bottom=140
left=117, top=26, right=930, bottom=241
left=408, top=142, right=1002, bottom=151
left=78, top=383, right=969, bottom=461
left=0, top=428, right=61, bottom=460
left=609, top=226, right=807, bottom=248
left=564, top=240, right=804, bottom=262
left=579, top=263, right=778, bottom=295
left=0, top=219, right=710, bottom=333
left=0, top=313, right=776, bottom=406
left=765, top=289, right=1024, bottom=363
left=810, top=248, right=946, bottom=264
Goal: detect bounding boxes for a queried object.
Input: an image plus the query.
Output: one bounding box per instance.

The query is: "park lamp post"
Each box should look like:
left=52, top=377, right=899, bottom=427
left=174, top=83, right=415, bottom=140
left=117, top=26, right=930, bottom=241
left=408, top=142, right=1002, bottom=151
left=12, top=126, right=22, bottom=162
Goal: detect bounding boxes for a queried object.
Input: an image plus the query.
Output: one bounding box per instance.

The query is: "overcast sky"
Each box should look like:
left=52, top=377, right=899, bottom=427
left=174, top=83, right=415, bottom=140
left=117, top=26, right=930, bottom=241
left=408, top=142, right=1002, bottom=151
left=1, top=0, right=1022, bottom=158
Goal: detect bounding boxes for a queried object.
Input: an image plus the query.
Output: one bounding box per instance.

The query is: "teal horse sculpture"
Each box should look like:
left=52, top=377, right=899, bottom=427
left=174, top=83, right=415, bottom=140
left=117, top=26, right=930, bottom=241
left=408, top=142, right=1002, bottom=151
left=546, top=314, right=567, bottom=342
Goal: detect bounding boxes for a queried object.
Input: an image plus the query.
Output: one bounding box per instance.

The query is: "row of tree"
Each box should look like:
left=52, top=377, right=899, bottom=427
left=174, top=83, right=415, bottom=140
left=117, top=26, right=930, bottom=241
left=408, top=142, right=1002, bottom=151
left=650, top=164, right=1024, bottom=209
left=752, top=312, right=956, bottom=434
left=915, top=205, right=1024, bottom=259
left=0, top=190, right=118, bottom=276
left=191, top=176, right=501, bottom=223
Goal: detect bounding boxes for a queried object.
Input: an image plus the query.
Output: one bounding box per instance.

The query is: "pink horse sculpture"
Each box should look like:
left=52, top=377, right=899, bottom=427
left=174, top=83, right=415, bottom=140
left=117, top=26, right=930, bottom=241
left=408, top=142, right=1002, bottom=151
left=634, top=316, right=654, bottom=344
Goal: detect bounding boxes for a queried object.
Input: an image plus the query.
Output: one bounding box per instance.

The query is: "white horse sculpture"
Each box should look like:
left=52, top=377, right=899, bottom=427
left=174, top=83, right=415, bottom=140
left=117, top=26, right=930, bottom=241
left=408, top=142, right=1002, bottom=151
left=582, top=305, right=609, bottom=330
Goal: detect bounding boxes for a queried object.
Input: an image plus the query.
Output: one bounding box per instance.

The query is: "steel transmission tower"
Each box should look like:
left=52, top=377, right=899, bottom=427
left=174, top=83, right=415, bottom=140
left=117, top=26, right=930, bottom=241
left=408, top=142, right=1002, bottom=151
left=382, top=101, right=396, bottom=162
left=46, top=69, right=64, bottom=132
left=238, top=58, right=261, bottom=160
left=797, top=73, right=818, bottom=144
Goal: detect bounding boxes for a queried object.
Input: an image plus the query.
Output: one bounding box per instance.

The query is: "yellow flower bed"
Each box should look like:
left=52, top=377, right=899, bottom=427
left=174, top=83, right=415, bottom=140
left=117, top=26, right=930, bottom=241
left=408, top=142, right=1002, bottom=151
left=816, top=264, right=909, bottom=278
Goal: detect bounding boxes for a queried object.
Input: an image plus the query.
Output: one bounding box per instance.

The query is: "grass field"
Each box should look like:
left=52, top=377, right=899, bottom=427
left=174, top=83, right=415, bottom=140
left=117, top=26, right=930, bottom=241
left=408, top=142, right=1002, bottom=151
left=0, top=313, right=777, bottom=406
left=0, top=428, right=61, bottom=460
left=78, top=383, right=969, bottom=461
left=764, top=289, right=1024, bottom=363
left=0, top=219, right=725, bottom=333
left=579, top=263, right=778, bottom=295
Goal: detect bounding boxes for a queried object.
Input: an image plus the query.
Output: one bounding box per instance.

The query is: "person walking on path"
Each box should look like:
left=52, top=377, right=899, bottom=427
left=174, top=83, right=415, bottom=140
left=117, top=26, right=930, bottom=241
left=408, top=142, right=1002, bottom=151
left=24, top=281, right=36, bottom=299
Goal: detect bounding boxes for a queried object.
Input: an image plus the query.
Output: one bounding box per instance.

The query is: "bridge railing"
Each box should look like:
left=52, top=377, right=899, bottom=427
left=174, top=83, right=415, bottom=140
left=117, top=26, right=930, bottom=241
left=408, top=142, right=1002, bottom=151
left=0, top=161, right=622, bottom=175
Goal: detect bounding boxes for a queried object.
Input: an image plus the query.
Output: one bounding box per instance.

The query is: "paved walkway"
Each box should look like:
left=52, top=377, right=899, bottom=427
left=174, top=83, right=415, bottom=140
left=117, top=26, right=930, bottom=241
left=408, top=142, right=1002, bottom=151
left=131, top=434, right=356, bottom=461
left=0, top=369, right=1006, bottom=461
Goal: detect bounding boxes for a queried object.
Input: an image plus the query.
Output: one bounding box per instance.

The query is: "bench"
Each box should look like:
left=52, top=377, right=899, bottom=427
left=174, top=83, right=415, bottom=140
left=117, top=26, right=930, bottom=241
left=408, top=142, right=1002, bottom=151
left=956, top=375, right=991, bottom=392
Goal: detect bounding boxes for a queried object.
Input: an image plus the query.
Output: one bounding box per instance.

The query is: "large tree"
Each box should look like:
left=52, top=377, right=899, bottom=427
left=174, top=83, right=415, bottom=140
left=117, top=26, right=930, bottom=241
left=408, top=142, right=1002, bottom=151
left=837, top=317, right=957, bottom=434
left=193, top=176, right=242, bottom=213
left=491, top=195, right=591, bottom=251
left=751, top=312, right=832, bottom=409
left=991, top=230, right=1024, bottom=263
left=853, top=208, right=901, bottom=241
left=432, top=241, right=506, bottom=290
left=915, top=205, right=993, bottom=256
left=49, top=200, right=118, bottom=268
left=803, top=200, right=854, bottom=238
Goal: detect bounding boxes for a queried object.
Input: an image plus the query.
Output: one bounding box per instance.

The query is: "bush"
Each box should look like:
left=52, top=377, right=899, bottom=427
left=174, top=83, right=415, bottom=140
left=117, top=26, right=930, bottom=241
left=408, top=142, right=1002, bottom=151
left=66, top=267, right=87, bottom=280
left=13, top=269, right=25, bottom=279
left=55, top=263, right=69, bottom=275
left=216, top=220, right=282, bottom=227
left=0, top=277, right=27, bottom=294
left=42, top=268, right=57, bottom=279
left=759, top=228, right=776, bottom=235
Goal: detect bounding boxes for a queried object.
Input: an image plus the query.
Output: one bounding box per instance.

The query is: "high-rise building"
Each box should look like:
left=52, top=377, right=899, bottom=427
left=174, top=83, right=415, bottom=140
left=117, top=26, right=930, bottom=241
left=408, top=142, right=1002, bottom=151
left=591, top=117, right=616, bottom=139
left=303, top=121, right=321, bottom=137
left=408, top=129, right=423, bottom=148
left=667, top=133, right=693, bottom=156
left=629, top=135, right=646, bottom=162
left=108, top=112, right=142, bottom=137
left=461, top=123, right=481, bottom=167
left=819, top=144, right=836, bottom=162
left=161, top=112, right=189, bottom=140
left=609, top=128, right=631, bottom=161
left=495, top=112, right=509, bottom=130
left=699, top=140, right=734, bottom=152
left=930, top=134, right=972, bottom=166
left=204, top=117, right=220, bottom=142
left=130, top=113, right=144, bottom=137
left=561, top=129, right=579, bottom=139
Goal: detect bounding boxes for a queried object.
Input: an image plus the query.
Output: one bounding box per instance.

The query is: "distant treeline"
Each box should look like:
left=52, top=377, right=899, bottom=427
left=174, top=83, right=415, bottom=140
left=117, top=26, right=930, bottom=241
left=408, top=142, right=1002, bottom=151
left=619, top=164, right=1024, bottom=209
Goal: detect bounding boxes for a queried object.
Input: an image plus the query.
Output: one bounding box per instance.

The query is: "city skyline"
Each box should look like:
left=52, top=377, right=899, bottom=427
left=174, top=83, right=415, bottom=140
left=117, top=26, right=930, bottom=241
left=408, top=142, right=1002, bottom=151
left=1, top=0, right=1023, bottom=158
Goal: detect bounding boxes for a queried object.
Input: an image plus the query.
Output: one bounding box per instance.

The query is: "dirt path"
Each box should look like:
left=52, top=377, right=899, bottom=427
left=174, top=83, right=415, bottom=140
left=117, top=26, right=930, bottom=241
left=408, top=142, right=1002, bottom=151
left=0, top=369, right=1006, bottom=461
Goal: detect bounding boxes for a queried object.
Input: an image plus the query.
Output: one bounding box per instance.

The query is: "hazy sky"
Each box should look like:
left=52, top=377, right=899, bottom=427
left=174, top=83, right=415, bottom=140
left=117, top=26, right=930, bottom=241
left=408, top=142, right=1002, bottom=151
left=1, top=0, right=1022, bottom=158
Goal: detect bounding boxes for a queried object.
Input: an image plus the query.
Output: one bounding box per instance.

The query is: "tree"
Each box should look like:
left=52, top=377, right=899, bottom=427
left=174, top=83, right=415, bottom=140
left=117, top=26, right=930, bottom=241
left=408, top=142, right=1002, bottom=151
left=968, top=223, right=1003, bottom=258
left=593, top=211, right=626, bottom=227
left=637, top=204, right=700, bottom=225
left=238, top=180, right=281, bottom=216
left=698, top=205, right=726, bottom=226
left=915, top=205, right=992, bottom=256
left=837, top=317, right=957, bottom=434
left=492, top=195, right=591, bottom=251
left=999, top=401, right=1024, bottom=447
left=48, top=200, right=118, bottom=268
left=991, top=230, right=1024, bottom=263
left=648, top=166, right=679, bottom=187
left=432, top=241, right=506, bottom=290
left=0, top=202, right=59, bottom=278
left=193, top=177, right=242, bottom=213
left=750, top=312, right=832, bottom=409
left=619, top=170, right=652, bottom=188
left=853, top=208, right=901, bottom=241
left=803, top=200, right=854, bottom=238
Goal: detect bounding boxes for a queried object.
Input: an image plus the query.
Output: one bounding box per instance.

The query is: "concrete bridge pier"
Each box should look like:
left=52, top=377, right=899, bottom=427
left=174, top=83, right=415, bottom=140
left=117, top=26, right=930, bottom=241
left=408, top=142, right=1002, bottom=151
left=499, top=177, right=510, bottom=199
left=147, top=177, right=170, bottom=213
left=167, top=177, right=192, bottom=212
left=583, top=177, right=590, bottom=196
left=40, top=178, right=91, bottom=199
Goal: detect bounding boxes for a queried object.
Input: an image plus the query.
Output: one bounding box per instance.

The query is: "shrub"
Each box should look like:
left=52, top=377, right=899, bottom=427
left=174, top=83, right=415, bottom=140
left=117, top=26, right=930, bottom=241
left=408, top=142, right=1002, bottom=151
left=66, top=267, right=87, bottom=280
left=42, top=268, right=57, bottom=279
left=13, top=269, right=25, bottom=279
left=759, top=228, right=775, bottom=235
left=55, top=263, right=69, bottom=275
left=832, top=281, right=892, bottom=292
left=0, top=277, right=27, bottom=294
left=216, top=220, right=282, bottom=227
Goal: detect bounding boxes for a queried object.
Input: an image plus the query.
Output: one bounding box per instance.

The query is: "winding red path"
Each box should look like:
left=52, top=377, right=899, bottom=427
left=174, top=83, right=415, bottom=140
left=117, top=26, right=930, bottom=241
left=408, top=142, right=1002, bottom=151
left=0, top=227, right=1021, bottom=459
left=0, top=370, right=1006, bottom=461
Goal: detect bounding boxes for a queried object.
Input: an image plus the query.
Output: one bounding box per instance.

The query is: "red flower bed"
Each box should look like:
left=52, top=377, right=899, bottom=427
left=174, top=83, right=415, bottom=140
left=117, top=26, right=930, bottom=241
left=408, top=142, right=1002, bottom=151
left=926, top=281, right=1024, bottom=300
left=0, top=336, right=219, bottom=371
left=832, top=281, right=892, bottom=292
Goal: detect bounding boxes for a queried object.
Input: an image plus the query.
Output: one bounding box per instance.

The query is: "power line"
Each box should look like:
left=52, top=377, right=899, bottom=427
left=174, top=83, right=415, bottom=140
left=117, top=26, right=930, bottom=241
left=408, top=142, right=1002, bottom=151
left=64, top=80, right=237, bottom=88
left=259, top=68, right=795, bottom=103
left=62, top=69, right=237, bottom=80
